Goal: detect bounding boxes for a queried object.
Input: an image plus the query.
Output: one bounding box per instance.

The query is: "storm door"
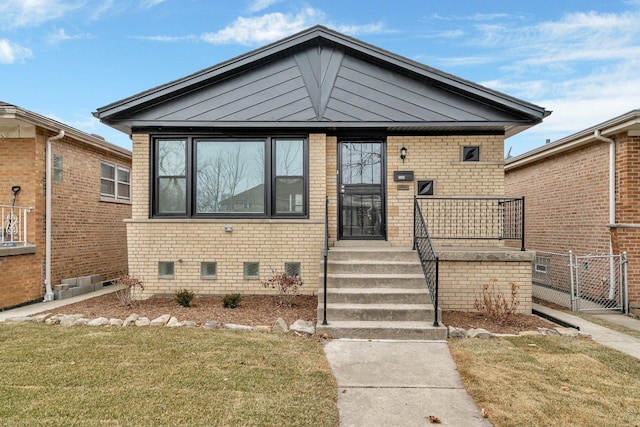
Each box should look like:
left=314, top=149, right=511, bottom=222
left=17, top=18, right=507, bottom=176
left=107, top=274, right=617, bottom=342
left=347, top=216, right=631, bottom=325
left=338, top=141, right=386, bottom=239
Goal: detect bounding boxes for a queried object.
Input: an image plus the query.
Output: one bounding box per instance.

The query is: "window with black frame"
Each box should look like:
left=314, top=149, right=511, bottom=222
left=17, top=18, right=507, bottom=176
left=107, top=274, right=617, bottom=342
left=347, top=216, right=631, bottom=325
left=152, top=137, right=307, bottom=218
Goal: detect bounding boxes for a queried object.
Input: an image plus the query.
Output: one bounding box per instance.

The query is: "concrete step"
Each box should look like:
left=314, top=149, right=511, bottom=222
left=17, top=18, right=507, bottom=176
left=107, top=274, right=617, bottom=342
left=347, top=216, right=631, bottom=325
left=325, top=260, right=423, bottom=275
left=316, top=320, right=447, bottom=340
left=332, top=240, right=392, bottom=247
left=328, top=246, right=417, bottom=261
left=318, top=273, right=426, bottom=288
left=317, top=303, right=435, bottom=322
left=318, top=287, right=432, bottom=304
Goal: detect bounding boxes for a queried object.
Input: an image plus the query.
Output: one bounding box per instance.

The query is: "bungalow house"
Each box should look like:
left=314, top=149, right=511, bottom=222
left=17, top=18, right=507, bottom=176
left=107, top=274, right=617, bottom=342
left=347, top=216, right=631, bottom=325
left=0, top=102, right=131, bottom=310
left=505, top=110, right=640, bottom=316
left=95, top=26, right=548, bottom=338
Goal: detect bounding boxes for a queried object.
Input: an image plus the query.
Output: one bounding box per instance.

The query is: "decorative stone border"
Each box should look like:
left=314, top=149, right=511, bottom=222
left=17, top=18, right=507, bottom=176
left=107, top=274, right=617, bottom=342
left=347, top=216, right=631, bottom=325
left=448, top=326, right=592, bottom=339
left=5, top=313, right=317, bottom=335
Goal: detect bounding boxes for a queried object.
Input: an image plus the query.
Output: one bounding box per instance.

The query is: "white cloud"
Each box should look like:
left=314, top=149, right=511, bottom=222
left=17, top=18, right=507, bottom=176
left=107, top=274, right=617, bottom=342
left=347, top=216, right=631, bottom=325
left=134, top=34, right=198, bottom=42
left=248, top=0, right=282, bottom=13
left=333, top=22, right=390, bottom=36
left=0, top=0, right=84, bottom=29
left=89, top=0, right=116, bottom=20
left=48, top=28, right=86, bottom=44
left=201, top=8, right=325, bottom=45
left=0, top=39, right=33, bottom=64
left=140, top=0, right=166, bottom=8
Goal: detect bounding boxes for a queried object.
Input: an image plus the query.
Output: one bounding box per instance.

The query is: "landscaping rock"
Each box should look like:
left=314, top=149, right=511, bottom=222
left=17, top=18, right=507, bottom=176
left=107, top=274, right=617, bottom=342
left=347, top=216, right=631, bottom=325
left=519, top=330, right=541, bottom=336
left=224, top=323, right=254, bottom=331
left=45, top=315, right=61, bottom=325
left=290, top=319, right=315, bottom=335
left=30, top=313, right=53, bottom=323
left=466, top=328, right=493, bottom=339
left=182, top=321, right=196, bottom=328
left=135, top=317, right=151, bottom=327
left=123, top=314, right=139, bottom=326
left=5, top=316, right=34, bottom=323
left=166, top=317, right=180, bottom=327
left=60, top=314, right=85, bottom=326
left=538, top=327, right=560, bottom=336
left=447, top=326, right=467, bottom=339
left=72, top=318, right=90, bottom=326
left=202, top=320, right=221, bottom=329
left=88, top=317, right=109, bottom=326
left=150, top=314, right=171, bottom=326
left=110, top=318, right=123, bottom=327
left=254, top=325, right=271, bottom=333
left=273, top=317, right=288, bottom=333
left=555, top=327, right=580, bottom=337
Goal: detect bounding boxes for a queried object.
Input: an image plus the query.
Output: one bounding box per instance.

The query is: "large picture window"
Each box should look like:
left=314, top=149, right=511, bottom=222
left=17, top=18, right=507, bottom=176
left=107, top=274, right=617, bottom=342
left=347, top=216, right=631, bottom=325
left=153, top=136, right=307, bottom=218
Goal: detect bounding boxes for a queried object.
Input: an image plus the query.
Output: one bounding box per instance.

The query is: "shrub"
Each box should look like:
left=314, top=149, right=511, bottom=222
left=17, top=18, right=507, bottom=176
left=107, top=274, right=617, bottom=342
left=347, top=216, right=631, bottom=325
left=222, top=293, right=242, bottom=308
left=474, top=278, right=520, bottom=325
left=115, top=275, right=144, bottom=307
left=175, top=288, right=195, bottom=307
left=262, top=270, right=303, bottom=307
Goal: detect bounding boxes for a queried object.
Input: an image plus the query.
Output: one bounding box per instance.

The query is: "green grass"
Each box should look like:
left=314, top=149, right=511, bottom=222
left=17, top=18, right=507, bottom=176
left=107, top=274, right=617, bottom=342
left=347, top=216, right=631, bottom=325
left=449, top=336, right=640, bottom=426
left=0, top=323, right=338, bottom=427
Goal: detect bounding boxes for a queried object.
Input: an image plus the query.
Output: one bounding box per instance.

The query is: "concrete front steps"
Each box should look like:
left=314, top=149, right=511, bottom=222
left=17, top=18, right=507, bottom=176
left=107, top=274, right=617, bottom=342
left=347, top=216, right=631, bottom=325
left=316, top=243, right=447, bottom=340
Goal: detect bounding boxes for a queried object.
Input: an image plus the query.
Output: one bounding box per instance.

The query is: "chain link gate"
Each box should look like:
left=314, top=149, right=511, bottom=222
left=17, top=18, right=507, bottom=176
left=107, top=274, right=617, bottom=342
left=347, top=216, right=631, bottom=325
left=532, top=251, right=628, bottom=312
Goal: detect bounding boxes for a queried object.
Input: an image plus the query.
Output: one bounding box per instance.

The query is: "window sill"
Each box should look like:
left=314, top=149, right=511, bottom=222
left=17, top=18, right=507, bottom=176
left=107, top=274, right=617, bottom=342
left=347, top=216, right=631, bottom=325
left=100, top=196, right=132, bottom=205
left=0, top=243, right=36, bottom=257
left=126, top=218, right=322, bottom=224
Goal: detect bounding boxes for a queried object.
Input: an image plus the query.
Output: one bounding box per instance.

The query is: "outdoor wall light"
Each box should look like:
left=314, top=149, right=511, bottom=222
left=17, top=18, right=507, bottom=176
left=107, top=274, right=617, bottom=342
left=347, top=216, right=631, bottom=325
left=400, top=146, right=408, bottom=163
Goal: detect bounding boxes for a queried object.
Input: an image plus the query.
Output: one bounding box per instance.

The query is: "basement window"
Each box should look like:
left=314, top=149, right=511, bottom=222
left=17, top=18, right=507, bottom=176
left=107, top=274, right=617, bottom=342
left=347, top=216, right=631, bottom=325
left=534, top=256, right=550, bottom=274
left=201, top=262, right=217, bottom=279
left=285, top=262, right=301, bottom=277
left=417, top=180, right=434, bottom=196
left=244, top=262, right=260, bottom=279
left=158, top=261, right=175, bottom=279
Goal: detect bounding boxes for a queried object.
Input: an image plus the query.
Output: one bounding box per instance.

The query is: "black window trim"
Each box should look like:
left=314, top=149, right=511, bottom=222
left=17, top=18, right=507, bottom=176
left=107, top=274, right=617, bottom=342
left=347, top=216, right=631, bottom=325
left=151, top=134, right=308, bottom=219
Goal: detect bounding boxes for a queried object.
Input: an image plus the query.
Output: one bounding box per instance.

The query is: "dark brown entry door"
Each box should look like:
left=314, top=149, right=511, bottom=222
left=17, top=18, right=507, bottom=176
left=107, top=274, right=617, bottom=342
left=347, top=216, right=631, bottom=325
left=338, top=141, right=385, bottom=239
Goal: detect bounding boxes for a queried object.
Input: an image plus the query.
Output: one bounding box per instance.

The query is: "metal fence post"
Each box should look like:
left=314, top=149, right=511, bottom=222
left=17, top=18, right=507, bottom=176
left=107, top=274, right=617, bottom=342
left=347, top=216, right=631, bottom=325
left=569, top=250, right=576, bottom=311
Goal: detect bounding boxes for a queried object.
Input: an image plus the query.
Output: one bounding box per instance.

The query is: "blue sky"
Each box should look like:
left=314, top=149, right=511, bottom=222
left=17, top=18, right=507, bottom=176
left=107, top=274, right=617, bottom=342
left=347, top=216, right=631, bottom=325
left=1, top=0, right=639, bottom=156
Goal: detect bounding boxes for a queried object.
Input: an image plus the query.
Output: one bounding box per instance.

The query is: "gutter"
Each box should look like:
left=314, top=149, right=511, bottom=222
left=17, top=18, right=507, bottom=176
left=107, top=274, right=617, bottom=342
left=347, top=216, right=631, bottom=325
left=593, top=129, right=617, bottom=302
left=44, top=129, right=65, bottom=302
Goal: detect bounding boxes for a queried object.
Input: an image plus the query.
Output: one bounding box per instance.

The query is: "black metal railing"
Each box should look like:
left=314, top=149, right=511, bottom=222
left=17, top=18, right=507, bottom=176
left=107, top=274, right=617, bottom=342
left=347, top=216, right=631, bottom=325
left=415, top=196, right=525, bottom=251
left=413, top=197, right=440, bottom=327
left=322, top=196, right=329, bottom=325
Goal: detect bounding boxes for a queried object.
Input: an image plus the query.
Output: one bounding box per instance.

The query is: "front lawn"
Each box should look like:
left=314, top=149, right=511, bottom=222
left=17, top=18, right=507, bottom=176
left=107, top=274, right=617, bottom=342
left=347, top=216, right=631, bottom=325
left=0, top=323, right=338, bottom=426
left=449, top=335, right=640, bottom=426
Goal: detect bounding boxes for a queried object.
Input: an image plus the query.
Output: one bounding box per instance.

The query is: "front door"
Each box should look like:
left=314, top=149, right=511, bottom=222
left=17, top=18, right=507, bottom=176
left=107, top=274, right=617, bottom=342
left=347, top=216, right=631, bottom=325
left=338, top=140, right=386, bottom=239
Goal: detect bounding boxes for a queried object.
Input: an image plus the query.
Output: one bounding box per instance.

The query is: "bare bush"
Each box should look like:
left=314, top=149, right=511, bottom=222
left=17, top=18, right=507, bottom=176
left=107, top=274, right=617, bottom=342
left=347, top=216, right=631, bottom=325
left=474, top=278, right=520, bottom=325
left=115, top=275, right=145, bottom=307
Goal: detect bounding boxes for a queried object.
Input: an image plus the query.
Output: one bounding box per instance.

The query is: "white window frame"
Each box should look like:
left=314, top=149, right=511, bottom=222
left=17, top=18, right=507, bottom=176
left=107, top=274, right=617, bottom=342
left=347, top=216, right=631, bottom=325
left=101, top=160, right=131, bottom=202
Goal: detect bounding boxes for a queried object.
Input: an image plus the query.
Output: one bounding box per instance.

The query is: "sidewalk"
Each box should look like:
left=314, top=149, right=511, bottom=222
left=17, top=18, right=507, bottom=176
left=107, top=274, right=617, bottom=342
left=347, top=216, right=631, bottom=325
left=533, top=303, right=640, bottom=360
left=324, top=339, right=491, bottom=427
left=0, top=286, right=119, bottom=322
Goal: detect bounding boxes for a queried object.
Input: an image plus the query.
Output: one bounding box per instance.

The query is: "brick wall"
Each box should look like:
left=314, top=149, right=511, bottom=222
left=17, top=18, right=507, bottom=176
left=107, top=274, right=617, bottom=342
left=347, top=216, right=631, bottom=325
left=49, top=133, right=131, bottom=285
left=387, top=135, right=506, bottom=246
left=505, top=142, right=610, bottom=255
left=439, top=258, right=533, bottom=313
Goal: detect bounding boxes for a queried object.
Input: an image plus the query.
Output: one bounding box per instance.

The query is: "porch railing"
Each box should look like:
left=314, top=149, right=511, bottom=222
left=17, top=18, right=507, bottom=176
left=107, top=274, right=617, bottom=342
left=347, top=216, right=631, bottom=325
left=322, top=196, right=329, bottom=325
left=414, top=196, right=525, bottom=251
left=1, top=205, right=32, bottom=246
left=413, top=197, right=439, bottom=326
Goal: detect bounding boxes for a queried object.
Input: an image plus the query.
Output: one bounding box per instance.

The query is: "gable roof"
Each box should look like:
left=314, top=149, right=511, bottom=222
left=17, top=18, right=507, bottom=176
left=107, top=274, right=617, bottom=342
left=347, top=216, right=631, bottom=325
left=0, top=101, right=130, bottom=158
left=505, top=109, right=640, bottom=170
left=94, top=25, right=549, bottom=137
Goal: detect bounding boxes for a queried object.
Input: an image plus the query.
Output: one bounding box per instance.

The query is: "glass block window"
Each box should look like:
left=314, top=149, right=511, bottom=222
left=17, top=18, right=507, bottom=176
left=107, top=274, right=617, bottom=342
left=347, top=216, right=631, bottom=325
left=243, top=262, right=259, bottom=279
left=201, top=262, right=217, bottom=279
left=462, top=146, right=480, bottom=162
left=53, top=155, right=63, bottom=183
left=417, top=180, right=434, bottom=196
left=158, top=261, right=175, bottom=279
left=285, top=262, right=301, bottom=277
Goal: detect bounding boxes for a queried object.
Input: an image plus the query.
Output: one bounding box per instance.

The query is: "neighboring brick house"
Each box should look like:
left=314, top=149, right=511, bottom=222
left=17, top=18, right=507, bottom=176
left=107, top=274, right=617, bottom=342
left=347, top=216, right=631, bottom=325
left=505, top=110, right=640, bottom=314
left=95, top=26, right=548, bottom=336
left=0, top=102, right=132, bottom=309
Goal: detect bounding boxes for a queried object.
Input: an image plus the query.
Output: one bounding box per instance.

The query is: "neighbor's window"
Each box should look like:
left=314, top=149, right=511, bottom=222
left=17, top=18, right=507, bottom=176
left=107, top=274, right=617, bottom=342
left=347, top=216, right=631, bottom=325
left=158, top=261, right=175, bottom=279
left=53, top=155, right=63, bottom=182
left=462, top=146, right=480, bottom=162
left=101, top=161, right=131, bottom=201
left=243, top=262, right=260, bottom=279
left=153, top=136, right=307, bottom=218
left=200, top=262, right=218, bottom=279
left=535, top=256, right=550, bottom=274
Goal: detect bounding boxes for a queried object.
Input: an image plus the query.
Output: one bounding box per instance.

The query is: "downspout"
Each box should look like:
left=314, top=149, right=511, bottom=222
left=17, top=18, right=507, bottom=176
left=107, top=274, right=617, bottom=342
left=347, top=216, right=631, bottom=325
left=44, top=130, right=65, bottom=302
left=594, top=129, right=616, bottom=300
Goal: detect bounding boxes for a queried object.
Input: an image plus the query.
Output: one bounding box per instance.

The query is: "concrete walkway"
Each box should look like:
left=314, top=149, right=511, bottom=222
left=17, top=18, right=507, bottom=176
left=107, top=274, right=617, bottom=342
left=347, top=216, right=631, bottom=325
left=533, top=303, right=640, bottom=360
left=324, top=339, right=491, bottom=427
